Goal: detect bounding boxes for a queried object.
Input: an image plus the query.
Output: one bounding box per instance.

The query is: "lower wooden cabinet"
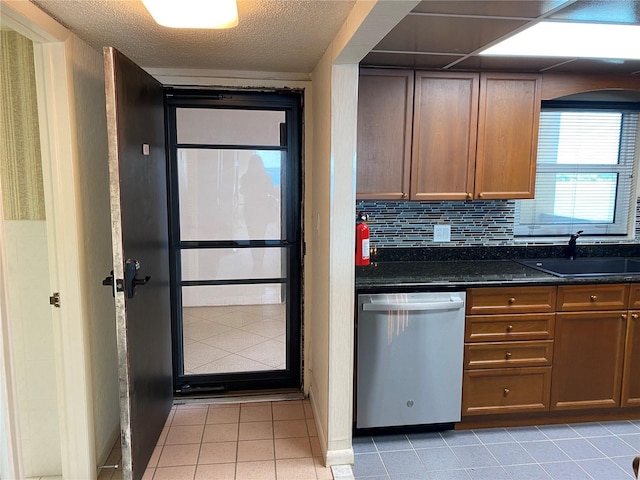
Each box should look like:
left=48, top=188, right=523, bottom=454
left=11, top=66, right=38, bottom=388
left=622, top=310, right=640, bottom=406
left=551, top=305, right=627, bottom=410
left=462, top=367, right=551, bottom=415
left=464, top=287, right=555, bottom=417
left=463, top=283, right=640, bottom=423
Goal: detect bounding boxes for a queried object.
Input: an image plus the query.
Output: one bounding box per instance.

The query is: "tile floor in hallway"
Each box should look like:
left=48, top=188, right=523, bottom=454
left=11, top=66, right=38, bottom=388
left=353, top=421, right=640, bottom=480
left=182, top=304, right=286, bottom=375
left=98, top=399, right=335, bottom=480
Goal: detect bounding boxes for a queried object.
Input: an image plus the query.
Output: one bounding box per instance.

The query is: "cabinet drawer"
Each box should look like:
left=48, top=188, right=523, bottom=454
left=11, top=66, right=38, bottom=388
left=629, top=284, right=640, bottom=309
left=462, top=367, right=551, bottom=415
left=465, top=340, right=553, bottom=369
left=557, top=284, right=629, bottom=311
left=465, top=313, right=555, bottom=342
left=466, top=286, right=556, bottom=314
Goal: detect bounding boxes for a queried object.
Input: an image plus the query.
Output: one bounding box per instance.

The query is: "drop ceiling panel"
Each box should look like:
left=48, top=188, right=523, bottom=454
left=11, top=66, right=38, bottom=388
left=545, top=58, right=640, bottom=74
left=450, top=56, right=576, bottom=72
left=547, top=0, right=640, bottom=23
left=361, top=52, right=463, bottom=69
left=374, top=15, right=529, bottom=54
left=411, top=0, right=570, bottom=18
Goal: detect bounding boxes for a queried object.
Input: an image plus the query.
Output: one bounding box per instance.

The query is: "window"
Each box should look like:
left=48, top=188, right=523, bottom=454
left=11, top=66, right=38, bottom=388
left=515, top=102, right=639, bottom=237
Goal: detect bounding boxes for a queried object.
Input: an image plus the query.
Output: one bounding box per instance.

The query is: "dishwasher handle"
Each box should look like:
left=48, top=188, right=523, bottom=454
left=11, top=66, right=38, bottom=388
left=362, top=300, right=464, bottom=312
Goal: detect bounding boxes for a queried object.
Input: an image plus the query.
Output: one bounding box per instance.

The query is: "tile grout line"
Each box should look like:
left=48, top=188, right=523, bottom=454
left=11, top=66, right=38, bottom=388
left=354, top=424, right=640, bottom=480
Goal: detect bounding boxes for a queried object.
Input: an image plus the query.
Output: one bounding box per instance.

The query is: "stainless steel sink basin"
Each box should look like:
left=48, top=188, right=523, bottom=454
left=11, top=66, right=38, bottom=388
left=514, top=257, right=640, bottom=277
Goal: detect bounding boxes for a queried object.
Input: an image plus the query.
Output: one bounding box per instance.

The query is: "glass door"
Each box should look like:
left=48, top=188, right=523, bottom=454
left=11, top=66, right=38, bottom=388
left=166, top=90, right=302, bottom=394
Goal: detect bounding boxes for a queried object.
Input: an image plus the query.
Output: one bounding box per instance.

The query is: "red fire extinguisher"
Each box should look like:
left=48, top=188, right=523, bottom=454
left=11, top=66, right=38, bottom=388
left=355, top=212, right=370, bottom=266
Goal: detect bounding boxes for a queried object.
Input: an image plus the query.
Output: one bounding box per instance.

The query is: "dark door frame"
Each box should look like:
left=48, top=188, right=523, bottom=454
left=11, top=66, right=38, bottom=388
left=164, top=88, right=304, bottom=395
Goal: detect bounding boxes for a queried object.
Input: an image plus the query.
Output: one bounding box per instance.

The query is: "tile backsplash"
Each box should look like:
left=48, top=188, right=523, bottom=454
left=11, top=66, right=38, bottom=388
left=356, top=198, right=640, bottom=248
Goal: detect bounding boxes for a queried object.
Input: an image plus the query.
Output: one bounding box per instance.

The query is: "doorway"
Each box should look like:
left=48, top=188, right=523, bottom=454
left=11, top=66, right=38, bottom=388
left=166, top=90, right=304, bottom=395
left=0, top=29, right=62, bottom=478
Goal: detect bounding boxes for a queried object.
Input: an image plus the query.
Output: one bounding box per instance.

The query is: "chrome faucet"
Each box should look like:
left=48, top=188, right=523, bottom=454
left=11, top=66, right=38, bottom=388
left=565, top=230, right=584, bottom=260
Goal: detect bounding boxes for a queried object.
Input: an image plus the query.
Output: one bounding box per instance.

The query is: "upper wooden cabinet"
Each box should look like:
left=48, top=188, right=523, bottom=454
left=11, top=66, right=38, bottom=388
left=475, top=73, right=541, bottom=200
left=412, top=72, right=478, bottom=200
left=357, top=69, right=542, bottom=201
left=356, top=69, right=413, bottom=200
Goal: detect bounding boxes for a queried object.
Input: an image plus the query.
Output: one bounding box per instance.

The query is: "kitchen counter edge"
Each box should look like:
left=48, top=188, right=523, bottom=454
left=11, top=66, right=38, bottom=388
left=355, top=259, right=640, bottom=292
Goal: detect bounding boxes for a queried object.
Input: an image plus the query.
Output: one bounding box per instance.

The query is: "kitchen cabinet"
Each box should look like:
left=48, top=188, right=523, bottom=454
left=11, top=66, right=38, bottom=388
left=411, top=72, right=478, bottom=200
left=622, top=285, right=640, bottom=406
left=551, top=284, right=628, bottom=411
left=357, top=70, right=542, bottom=201
left=356, top=68, right=413, bottom=200
left=474, top=73, right=541, bottom=200
left=464, top=283, right=640, bottom=421
left=462, top=286, right=556, bottom=415
left=412, top=72, right=541, bottom=200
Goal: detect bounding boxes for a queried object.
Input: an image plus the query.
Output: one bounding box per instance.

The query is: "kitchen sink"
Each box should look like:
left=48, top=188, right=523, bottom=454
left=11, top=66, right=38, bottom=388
left=514, top=257, right=640, bottom=277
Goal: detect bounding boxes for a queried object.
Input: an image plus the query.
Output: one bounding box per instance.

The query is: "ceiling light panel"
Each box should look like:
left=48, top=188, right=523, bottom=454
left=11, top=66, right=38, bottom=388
left=481, top=21, right=640, bottom=59
left=141, top=0, right=238, bottom=29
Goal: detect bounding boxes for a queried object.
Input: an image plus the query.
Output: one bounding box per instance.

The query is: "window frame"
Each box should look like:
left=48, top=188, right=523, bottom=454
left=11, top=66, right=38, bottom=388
left=515, top=100, right=640, bottom=238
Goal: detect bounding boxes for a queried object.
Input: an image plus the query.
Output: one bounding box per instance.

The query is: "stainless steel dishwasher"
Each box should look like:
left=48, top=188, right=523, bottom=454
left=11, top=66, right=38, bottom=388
left=356, top=292, right=466, bottom=429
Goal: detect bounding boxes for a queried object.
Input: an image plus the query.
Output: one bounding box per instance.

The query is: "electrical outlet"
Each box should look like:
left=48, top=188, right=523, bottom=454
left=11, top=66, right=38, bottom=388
left=433, top=224, right=451, bottom=242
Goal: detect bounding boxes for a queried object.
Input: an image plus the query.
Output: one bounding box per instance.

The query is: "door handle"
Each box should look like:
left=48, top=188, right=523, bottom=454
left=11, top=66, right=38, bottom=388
left=103, top=262, right=150, bottom=299
left=362, top=300, right=465, bottom=312
left=125, top=259, right=151, bottom=299
left=102, top=270, right=123, bottom=297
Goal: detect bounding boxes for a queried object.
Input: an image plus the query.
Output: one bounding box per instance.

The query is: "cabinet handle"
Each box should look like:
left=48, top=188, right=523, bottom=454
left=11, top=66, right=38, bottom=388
left=632, top=313, right=639, bottom=320
left=478, top=192, right=484, bottom=198
left=590, top=295, right=597, bottom=302
left=467, top=193, right=472, bottom=199
left=503, top=388, right=510, bottom=396
left=505, top=352, right=512, bottom=359
left=402, top=193, right=408, bottom=199
left=622, top=313, right=628, bottom=320
left=508, top=297, right=516, bottom=305
left=506, top=325, right=513, bottom=332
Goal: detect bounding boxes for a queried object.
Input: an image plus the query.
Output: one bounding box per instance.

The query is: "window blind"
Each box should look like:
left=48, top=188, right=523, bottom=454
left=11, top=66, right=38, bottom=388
left=515, top=106, right=638, bottom=237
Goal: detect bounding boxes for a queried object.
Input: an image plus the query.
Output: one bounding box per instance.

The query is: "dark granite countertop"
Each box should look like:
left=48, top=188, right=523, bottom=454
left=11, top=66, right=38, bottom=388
left=356, top=259, right=640, bottom=292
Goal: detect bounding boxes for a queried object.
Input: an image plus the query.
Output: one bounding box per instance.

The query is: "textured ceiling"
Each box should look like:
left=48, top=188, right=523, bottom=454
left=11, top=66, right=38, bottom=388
left=31, top=0, right=357, bottom=73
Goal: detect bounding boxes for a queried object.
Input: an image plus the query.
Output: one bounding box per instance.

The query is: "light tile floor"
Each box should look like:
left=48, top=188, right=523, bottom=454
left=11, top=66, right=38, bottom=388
left=98, top=399, right=334, bottom=480
left=183, top=304, right=286, bottom=375
left=353, top=421, right=640, bottom=479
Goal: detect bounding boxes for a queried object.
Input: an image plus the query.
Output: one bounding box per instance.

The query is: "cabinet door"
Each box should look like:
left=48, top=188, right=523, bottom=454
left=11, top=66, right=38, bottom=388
left=622, top=310, right=640, bottom=406
left=551, top=311, right=626, bottom=410
left=475, top=73, right=541, bottom=200
left=411, top=72, right=478, bottom=200
left=356, top=69, right=414, bottom=200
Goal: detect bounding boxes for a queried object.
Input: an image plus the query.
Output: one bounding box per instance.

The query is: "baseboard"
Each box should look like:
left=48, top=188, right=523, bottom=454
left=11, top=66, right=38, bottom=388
left=308, top=380, right=354, bottom=467
left=326, top=448, right=355, bottom=466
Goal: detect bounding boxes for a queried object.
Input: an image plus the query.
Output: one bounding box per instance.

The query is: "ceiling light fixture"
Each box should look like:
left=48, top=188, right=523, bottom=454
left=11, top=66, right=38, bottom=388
left=480, top=21, right=640, bottom=60
left=141, top=0, right=238, bottom=29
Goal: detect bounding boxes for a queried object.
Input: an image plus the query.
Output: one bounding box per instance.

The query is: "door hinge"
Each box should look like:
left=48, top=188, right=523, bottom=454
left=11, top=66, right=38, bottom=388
left=49, top=292, right=61, bottom=308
